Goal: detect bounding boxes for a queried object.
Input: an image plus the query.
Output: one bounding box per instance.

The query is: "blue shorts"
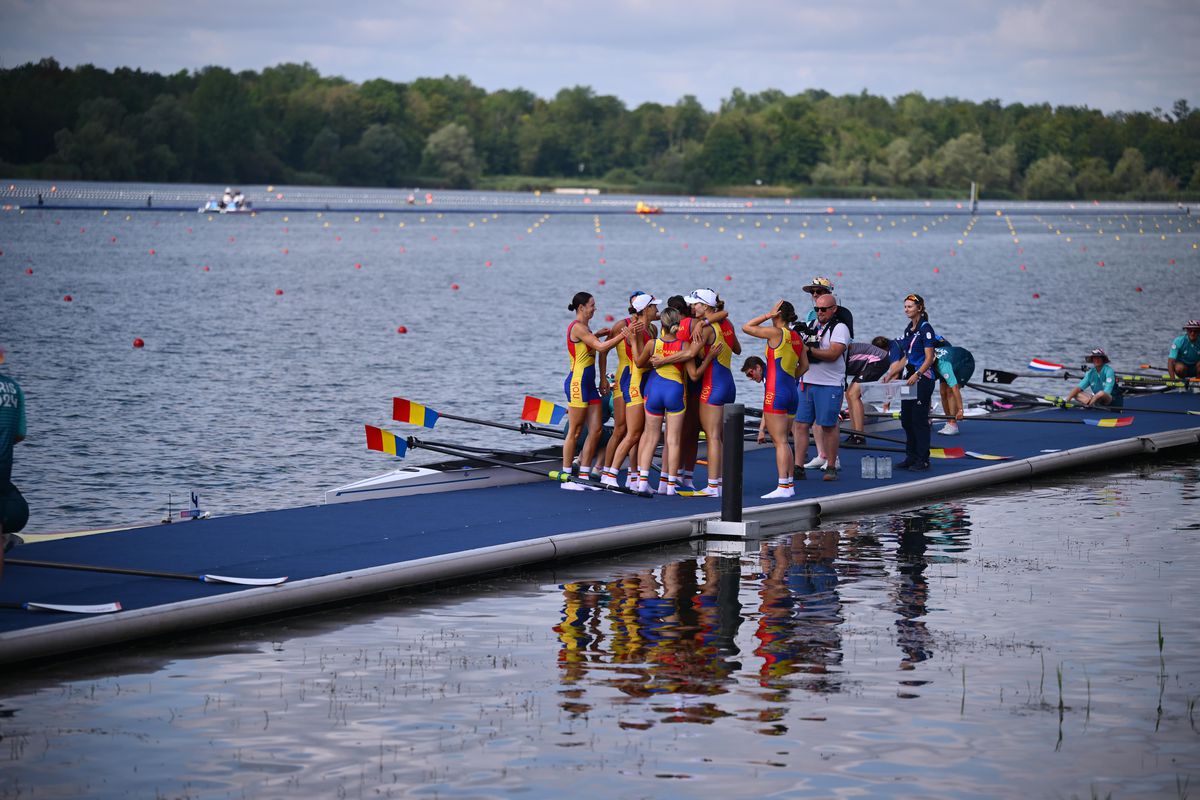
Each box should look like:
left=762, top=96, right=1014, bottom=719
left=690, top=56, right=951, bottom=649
left=564, top=366, right=600, bottom=409
left=796, top=383, right=844, bottom=427
left=700, top=363, right=736, bottom=406
left=643, top=372, right=685, bottom=417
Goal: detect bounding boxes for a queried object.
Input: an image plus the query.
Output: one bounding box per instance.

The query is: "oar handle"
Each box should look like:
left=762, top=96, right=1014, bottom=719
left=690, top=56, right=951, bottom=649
left=435, top=411, right=527, bottom=433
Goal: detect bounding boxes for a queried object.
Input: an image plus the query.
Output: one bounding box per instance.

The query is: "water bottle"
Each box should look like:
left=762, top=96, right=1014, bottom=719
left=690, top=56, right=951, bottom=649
left=860, top=455, right=876, bottom=479
left=878, top=456, right=892, bottom=479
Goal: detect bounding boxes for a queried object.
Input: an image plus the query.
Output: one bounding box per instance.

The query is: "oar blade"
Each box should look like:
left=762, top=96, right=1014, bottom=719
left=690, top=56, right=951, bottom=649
left=364, top=424, right=408, bottom=457
left=6, top=601, right=124, bottom=614
left=200, top=575, right=288, bottom=586
left=982, top=369, right=1018, bottom=384
left=391, top=397, right=440, bottom=428
left=930, top=447, right=967, bottom=459
left=1029, top=359, right=1066, bottom=372
left=521, top=396, right=567, bottom=425
left=965, top=451, right=1012, bottom=461
left=1083, top=417, right=1135, bottom=428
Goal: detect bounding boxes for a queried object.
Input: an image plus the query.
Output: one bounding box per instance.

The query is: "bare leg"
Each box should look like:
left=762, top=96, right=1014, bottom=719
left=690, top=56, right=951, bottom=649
left=699, top=402, right=724, bottom=486
left=562, top=405, right=588, bottom=471
left=604, top=395, right=626, bottom=469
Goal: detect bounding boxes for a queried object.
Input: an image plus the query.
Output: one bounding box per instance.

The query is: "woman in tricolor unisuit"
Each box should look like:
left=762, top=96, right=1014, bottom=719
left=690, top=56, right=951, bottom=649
left=686, top=287, right=742, bottom=497
left=742, top=300, right=808, bottom=498
left=562, top=291, right=626, bottom=490
left=600, top=292, right=659, bottom=489
left=635, top=307, right=720, bottom=495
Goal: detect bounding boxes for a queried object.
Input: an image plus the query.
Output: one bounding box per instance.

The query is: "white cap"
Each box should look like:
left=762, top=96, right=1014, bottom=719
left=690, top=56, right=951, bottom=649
left=630, top=293, right=659, bottom=312
left=684, top=288, right=719, bottom=307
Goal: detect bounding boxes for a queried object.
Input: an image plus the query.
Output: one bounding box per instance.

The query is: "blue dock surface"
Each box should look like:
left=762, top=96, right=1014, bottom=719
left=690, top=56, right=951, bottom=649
left=2, top=393, right=1197, bottom=663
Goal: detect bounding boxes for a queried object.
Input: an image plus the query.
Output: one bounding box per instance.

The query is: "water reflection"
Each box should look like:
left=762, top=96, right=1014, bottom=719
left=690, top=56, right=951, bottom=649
left=552, top=504, right=978, bottom=726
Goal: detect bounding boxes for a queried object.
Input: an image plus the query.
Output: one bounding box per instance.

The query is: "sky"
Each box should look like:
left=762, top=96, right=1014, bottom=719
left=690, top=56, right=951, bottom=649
left=1, top=0, right=1197, bottom=114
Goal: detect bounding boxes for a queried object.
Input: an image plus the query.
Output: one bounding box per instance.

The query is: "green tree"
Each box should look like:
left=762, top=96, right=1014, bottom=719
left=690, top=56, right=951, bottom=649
left=933, top=132, right=987, bottom=189
left=700, top=114, right=752, bottom=184
left=421, top=122, right=481, bottom=187
left=1074, top=157, right=1112, bottom=197
left=1111, top=147, right=1146, bottom=193
left=1023, top=153, right=1075, bottom=199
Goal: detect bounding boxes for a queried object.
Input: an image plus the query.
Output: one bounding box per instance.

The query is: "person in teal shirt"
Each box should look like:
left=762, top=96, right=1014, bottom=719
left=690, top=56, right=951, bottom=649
left=1, top=346, right=29, bottom=579
left=1167, top=320, right=1199, bottom=379
left=1064, top=348, right=1122, bottom=407
left=933, top=344, right=975, bottom=436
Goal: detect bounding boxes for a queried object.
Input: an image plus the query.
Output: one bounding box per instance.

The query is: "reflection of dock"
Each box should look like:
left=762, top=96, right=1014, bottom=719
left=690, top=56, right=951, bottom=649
left=1, top=393, right=1197, bottom=665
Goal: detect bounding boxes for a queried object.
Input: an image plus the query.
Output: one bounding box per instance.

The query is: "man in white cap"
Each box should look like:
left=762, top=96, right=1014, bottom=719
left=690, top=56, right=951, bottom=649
left=0, top=346, right=29, bottom=579
left=1167, top=320, right=1200, bottom=379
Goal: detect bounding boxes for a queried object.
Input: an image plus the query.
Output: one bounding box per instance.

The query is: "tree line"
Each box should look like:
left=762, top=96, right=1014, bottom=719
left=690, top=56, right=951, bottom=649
left=1, top=58, right=1197, bottom=200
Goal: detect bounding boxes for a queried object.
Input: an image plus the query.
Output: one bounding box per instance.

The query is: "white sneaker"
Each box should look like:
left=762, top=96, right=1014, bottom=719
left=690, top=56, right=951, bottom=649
left=803, top=455, right=827, bottom=469
left=666, top=485, right=677, bottom=496
left=655, top=482, right=669, bottom=495
left=761, top=486, right=795, bottom=499
left=939, top=423, right=960, bottom=435
left=600, top=474, right=619, bottom=488
left=694, top=486, right=722, bottom=497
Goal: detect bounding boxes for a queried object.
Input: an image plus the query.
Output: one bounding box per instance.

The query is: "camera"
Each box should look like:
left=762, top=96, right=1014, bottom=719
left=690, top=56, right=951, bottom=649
left=793, top=321, right=820, bottom=347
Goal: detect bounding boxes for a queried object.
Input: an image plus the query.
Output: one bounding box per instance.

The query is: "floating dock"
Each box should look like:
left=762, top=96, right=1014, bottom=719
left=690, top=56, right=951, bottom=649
left=2, top=393, right=1197, bottom=666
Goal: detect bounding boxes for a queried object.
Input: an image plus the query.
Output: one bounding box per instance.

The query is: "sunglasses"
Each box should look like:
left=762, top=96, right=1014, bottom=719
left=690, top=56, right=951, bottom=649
left=814, top=306, right=836, bottom=312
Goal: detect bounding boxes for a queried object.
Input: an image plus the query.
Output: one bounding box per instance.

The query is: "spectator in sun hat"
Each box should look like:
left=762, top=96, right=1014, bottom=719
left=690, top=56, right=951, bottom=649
left=801, top=276, right=854, bottom=337
left=1064, top=348, right=1122, bottom=408
left=1167, top=320, right=1200, bottom=379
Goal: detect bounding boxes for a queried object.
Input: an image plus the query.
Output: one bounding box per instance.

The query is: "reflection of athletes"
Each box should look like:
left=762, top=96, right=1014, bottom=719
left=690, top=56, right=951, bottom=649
left=753, top=532, right=844, bottom=695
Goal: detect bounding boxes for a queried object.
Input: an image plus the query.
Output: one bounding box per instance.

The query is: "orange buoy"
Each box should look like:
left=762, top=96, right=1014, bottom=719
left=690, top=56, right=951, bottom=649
left=63, top=294, right=73, bottom=302
left=396, top=326, right=408, bottom=334
left=133, top=338, right=144, bottom=348
left=275, top=289, right=284, bottom=296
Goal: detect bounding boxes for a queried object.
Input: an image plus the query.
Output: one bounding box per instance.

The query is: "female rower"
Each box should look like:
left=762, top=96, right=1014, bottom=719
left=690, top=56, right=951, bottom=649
left=635, top=307, right=720, bottom=495
left=562, top=291, right=626, bottom=489
left=600, top=293, right=659, bottom=488
left=742, top=300, right=808, bottom=498
left=884, top=293, right=937, bottom=471
left=687, top=288, right=742, bottom=497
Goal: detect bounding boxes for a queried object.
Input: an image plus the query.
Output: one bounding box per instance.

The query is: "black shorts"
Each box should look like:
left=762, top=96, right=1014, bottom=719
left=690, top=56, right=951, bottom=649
left=0, top=482, right=28, bottom=535
left=852, top=361, right=890, bottom=384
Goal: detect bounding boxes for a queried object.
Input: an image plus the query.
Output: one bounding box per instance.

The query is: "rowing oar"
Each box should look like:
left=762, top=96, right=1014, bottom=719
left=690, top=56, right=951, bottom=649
left=982, top=368, right=1078, bottom=384
left=6, top=559, right=288, bottom=585
left=988, top=367, right=1199, bottom=388
left=0, top=600, right=123, bottom=614
left=392, top=397, right=565, bottom=440
left=864, top=411, right=1134, bottom=427
left=975, top=382, right=1197, bottom=418
left=406, top=437, right=653, bottom=498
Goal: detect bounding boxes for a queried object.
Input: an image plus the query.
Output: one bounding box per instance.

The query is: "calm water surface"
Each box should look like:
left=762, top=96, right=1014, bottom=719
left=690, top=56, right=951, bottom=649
left=1, top=184, right=1198, bottom=798
left=0, top=457, right=1198, bottom=799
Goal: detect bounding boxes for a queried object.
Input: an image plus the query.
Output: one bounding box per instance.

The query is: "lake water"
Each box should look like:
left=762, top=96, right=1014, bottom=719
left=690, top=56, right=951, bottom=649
left=0, top=182, right=1198, bottom=798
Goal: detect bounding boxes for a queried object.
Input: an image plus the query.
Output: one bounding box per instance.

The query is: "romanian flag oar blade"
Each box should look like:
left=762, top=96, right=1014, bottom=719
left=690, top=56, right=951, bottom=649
left=0, top=601, right=123, bottom=614
left=521, top=396, right=568, bottom=425
left=392, top=397, right=440, bottom=428
left=965, top=451, right=1012, bottom=461
left=365, top=424, right=408, bottom=457
left=1082, top=417, right=1135, bottom=428
left=929, top=447, right=967, bottom=459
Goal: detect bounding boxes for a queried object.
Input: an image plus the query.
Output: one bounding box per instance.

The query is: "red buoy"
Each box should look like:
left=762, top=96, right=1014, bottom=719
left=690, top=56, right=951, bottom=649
left=148, top=249, right=156, bottom=255
left=451, top=283, right=460, bottom=290
left=355, top=263, right=362, bottom=269
left=202, top=265, right=210, bottom=272
left=63, top=294, right=73, bottom=302
left=396, top=326, right=408, bottom=334
left=1135, top=286, right=1143, bottom=292
left=604, top=314, right=614, bottom=322
left=1032, top=293, right=1040, bottom=299
left=598, top=278, right=606, bottom=286
left=24, top=267, right=32, bottom=275
left=599, top=258, right=606, bottom=265
left=133, top=338, right=144, bottom=348
left=724, top=275, right=732, bottom=281
left=275, top=289, right=284, bottom=296
left=933, top=267, right=940, bottom=273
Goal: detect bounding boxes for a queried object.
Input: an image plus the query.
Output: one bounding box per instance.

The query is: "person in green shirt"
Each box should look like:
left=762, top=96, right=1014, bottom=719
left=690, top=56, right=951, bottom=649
left=0, top=346, right=29, bottom=580
left=1064, top=348, right=1122, bottom=407
left=1167, top=320, right=1200, bottom=379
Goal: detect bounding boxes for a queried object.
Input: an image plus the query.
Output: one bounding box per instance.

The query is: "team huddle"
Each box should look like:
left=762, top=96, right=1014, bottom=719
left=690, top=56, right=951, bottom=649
left=558, top=277, right=1182, bottom=500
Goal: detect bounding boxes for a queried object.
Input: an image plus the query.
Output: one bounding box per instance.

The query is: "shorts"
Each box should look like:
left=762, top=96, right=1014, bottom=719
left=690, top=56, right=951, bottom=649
left=0, top=482, right=29, bottom=535
left=796, top=383, right=844, bottom=427
left=643, top=371, right=686, bottom=417
left=1178, top=362, right=1198, bottom=378
left=763, top=375, right=799, bottom=416
left=851, top=360, right=889, bottom=384
left=618, top=365, right=647, bottom=406
left=700, top=363, right=736, bottom=406
left=564, top=365, right=601, bottom=409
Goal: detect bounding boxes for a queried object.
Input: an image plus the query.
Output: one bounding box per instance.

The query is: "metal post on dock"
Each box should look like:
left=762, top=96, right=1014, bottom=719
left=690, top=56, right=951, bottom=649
left=703, top=403, right=760, bottom=538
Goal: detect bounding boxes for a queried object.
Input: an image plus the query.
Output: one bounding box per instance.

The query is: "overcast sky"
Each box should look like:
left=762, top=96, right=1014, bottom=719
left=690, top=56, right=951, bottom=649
left=2, top=0, right=1197, bottom=114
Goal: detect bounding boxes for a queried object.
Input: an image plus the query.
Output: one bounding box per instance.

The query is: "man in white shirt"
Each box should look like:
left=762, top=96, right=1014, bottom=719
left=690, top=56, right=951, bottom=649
left=794, top=294, right=850, bottom=480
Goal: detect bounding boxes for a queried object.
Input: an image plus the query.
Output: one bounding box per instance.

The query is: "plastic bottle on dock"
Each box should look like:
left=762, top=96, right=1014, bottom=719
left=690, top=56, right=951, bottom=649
left=878, top=456, right=892, bottom=479
left=860, top=455, right=877, bottom=479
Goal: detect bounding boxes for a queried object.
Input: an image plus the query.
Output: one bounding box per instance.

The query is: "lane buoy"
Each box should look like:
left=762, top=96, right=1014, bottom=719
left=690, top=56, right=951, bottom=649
left=484, top=260, right=492, bottom=267
left=1032, top=293, right=1040, bottom=299
left=133, top=338, right=144, bottom=348
left=451, top=283, right=460, bottom=291
left=598, top=278, right=606, bottom=286
left=1135, top=286, right=1143, bottom=292
left=724, top=275, right=732, bottom=281
left=396, top=326, right=408, bottom=334
left=604, top=314, right=614, bottom=322
left=275, top=289, right=284, bottom=296
left=355, top=263, right=362, bottom=269
left=24, top=267, right=32, bottom=275
left=63, top=294, right=73, bottom=302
